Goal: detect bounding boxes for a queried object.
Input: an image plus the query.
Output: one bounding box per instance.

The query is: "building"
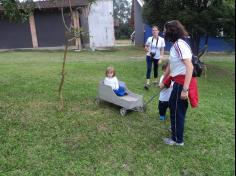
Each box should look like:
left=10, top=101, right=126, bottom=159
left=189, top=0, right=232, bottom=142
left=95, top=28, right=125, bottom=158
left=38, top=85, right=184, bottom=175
left=88, top=0, right=114, bottom=49
left=0, top=0, right=115, bottom=50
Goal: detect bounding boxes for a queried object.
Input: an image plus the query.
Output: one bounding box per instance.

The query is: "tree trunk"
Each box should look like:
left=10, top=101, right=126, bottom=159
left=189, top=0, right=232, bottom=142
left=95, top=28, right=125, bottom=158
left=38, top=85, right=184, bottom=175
left=190, top=31, right=209, bottom=56
left=58, top=39, right=69, bottom=111
left=204, top=32, right=209, bottom=46
left=190, top=31, right=200, bottom=55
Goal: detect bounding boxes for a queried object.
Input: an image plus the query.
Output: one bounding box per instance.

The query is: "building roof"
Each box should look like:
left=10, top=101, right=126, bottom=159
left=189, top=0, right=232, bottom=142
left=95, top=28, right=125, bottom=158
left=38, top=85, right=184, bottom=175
left=0, top=0, right=88, bottom=11
left=34, top=0, right=88, bottom=9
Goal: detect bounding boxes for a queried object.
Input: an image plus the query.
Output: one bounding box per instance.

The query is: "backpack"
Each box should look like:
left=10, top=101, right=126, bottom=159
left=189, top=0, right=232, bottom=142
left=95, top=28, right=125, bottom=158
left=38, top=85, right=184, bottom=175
left=191, top=54, right=204, bottom=77
left=174, top=41, right=204, bottom=77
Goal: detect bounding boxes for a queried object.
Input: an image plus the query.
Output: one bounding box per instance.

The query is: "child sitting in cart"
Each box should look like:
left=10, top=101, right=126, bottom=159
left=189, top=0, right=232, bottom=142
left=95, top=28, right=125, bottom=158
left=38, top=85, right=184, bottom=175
left=104, top=66, right=127, bottom=96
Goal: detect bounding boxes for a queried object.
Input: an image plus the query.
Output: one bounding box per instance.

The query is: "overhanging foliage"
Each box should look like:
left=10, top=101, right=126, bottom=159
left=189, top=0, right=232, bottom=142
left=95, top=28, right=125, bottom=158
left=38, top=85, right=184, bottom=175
left=142, top=0, right=235, bottom=54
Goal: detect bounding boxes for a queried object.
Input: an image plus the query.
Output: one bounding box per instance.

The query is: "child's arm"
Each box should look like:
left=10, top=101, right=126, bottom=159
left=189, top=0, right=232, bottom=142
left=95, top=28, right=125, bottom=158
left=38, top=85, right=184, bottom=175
left=104, top=77, right=108, bottom=85
left=159, top=64, right=170, bottom=89
left=163, top=63, right=170, bottom=79
left=114, top=77, right=119, bottom=90
left=159, top=75, right=164, bottom=87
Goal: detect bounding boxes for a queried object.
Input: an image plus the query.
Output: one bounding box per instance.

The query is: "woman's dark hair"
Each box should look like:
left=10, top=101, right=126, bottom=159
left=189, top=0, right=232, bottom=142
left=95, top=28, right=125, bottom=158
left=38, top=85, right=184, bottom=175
left=164, top=20, right=188, bottom=43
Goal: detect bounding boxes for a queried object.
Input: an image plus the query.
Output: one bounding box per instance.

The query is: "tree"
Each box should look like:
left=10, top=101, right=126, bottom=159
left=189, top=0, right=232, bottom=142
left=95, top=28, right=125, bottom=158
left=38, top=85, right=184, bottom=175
left=142, top=0, right=235, bottom=55
left=113, top=0, right=133, bottom=39
left=0, top=0, right=34, bottom=22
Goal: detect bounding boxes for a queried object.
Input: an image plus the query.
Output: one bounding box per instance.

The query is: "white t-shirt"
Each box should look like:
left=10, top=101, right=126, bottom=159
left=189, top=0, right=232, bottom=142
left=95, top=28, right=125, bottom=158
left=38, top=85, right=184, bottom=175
left=159, top=75, right=173, bottom=101
left=146, top=36, right=165, bottom=59
left=169, top=39, right=192, bottom=77
left=104, top=76, right=119, bottom=90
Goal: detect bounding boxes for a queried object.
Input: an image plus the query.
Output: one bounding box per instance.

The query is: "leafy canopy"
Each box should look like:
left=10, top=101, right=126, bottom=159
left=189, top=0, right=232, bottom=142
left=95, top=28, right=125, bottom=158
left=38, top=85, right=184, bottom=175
left=142, top=0, right=235, bottom=39
left=0, top=0, right=34, bottom=22
left=113, top=0, right=133, bottom=39
left=113, top=0, right=131, bottom=23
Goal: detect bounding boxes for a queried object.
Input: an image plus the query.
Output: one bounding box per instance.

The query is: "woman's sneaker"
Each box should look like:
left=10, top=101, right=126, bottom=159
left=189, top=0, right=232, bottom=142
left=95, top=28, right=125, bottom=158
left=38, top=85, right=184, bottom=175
left=163, top=138, right=176, bottom=145
left=163, top=138, right=184, bottom=146
left=175, top=142, right=184, bottom=146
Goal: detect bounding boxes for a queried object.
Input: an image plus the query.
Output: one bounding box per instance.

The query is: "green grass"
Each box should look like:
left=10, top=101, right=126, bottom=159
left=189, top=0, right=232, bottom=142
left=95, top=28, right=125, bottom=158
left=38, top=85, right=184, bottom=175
left=0, top=47, right=234, bottom=176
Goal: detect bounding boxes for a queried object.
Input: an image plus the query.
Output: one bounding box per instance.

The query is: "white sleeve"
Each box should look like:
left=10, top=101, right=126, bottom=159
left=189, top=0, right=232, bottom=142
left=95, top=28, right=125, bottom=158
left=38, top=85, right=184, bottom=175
left=176, top=42, right=192, bottom=60
left=104, top=77, right=108, bottom=85
left=114, top=77, right=119, bottom=90
left=103, top=78, right=107, bottom=85
left=145, top=37, right=151, bottom=46
left=159, top=75, right=164, bottom=86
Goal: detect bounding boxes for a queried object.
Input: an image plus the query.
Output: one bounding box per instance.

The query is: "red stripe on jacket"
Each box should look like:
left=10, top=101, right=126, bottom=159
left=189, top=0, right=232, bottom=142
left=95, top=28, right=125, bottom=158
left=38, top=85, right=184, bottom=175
left=163, top=75, right=199, bottom=108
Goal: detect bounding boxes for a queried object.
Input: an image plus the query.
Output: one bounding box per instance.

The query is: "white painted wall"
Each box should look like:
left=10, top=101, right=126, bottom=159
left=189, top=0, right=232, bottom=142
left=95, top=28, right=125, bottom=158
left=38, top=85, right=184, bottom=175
left=88, top=0, right=115, bottom=48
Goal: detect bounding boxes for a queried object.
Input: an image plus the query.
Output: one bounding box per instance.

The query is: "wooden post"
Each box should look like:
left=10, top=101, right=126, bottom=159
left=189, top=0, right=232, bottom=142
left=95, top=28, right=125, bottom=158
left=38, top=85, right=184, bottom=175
left=72, top=10, right=82, bottom=50
left=29, top=14, right=38, bottom=48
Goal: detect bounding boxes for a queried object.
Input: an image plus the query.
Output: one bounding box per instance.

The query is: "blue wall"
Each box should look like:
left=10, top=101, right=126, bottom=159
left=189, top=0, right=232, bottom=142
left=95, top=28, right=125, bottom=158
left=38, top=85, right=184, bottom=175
left=144, top=25, right=235, bottom=52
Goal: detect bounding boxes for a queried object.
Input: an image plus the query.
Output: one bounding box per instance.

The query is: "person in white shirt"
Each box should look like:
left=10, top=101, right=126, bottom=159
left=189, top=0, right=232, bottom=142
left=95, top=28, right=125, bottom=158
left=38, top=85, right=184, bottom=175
left=158, top=63, right=173, bottom=121
left=144, top=26, right=165, bottom=89
left=160, top=20, right=194, bottom=146
left=104, top=66, right=127, bottom=96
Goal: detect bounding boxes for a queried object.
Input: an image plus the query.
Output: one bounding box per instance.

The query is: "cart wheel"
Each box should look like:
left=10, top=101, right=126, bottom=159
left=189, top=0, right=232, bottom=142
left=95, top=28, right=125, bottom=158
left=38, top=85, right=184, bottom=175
left=137, top=105, right=146, bottom=113
left=120, top=108, right=127, bottom=116
left=94, top=98, right=101, bottom=105
left=142, top=105, right=147, bottom=112
left=140, top=105, right=147, bottom=113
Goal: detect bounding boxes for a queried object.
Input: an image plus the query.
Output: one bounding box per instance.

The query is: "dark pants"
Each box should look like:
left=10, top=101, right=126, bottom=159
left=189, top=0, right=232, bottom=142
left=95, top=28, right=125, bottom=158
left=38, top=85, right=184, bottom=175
left=158, top=101, right=169, bottom=116
left=146, top=56, right=159, bottom=79
left=169, top=83, right=188, bottom=143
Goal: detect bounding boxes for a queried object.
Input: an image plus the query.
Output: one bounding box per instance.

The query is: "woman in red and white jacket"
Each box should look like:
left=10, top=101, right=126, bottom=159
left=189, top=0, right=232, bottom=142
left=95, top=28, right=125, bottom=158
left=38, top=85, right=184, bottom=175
left=160, top=20, right=199, bottom=146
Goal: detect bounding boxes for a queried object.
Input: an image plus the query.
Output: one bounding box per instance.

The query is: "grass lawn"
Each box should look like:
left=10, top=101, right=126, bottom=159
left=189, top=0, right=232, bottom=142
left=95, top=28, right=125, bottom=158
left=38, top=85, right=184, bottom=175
left=0, top=46, right=234, bottom=176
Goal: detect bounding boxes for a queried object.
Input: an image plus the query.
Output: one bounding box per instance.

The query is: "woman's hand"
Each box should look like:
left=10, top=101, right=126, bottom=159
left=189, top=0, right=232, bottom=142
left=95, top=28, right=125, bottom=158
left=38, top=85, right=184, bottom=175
left=180, top=90, right=188, bottom=100
left=159, top=82, right=165, bottom=89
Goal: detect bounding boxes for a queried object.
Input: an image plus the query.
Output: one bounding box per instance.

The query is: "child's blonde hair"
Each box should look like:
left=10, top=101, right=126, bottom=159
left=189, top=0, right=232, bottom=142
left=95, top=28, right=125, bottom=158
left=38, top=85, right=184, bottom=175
left=162, top=63, right=168, bottom=71
left=105, top=66, right=116, bottom=77
left=152, top=25, right=159, bottom=30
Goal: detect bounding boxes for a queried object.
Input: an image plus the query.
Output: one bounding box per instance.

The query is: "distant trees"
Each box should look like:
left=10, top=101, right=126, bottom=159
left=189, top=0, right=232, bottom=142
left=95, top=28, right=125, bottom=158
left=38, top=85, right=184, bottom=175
left=142, top=0, right=235, bottom=55
left=0, top=0, right=34, bottom=22
left=113, top=0, right=133, bottom=39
